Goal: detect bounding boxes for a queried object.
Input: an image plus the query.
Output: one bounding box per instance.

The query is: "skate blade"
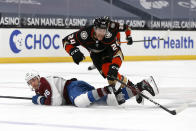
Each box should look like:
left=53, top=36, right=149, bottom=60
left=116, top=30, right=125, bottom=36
left=175, top=103, right=189, bottom=114
left=146, top=76, right=159, bottom=95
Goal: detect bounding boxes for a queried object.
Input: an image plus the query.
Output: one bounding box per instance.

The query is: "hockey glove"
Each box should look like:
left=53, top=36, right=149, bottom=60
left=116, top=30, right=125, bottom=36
left=126, top=36, right=133, bottom=45
left=32, top=94, right=45, bottom=105
left=107, top=64, right=119, bottom=81
left=69, top=47, right=85, bottom=65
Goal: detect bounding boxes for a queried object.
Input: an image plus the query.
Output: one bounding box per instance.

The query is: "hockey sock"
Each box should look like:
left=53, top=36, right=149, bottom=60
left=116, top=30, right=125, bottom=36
left=87, top=86, right=111, bottom=103
left=121, top=80, right=139, bottom=100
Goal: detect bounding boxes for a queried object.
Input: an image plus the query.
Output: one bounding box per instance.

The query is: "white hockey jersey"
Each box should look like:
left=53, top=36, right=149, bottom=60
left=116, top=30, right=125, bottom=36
left=35, top=76, right=69, bottom=105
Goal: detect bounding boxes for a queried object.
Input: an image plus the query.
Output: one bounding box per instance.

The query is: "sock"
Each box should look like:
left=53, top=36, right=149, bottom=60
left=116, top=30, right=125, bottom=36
left=121, top=80, right=141, bottom=100
left=127, top=80, right=138, bottom=95
left=87, top=87, right=111, bottom=103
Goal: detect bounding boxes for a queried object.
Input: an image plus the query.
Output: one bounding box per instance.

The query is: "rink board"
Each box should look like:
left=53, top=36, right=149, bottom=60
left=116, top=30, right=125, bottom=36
left=0, top=28, right=196, bottom=63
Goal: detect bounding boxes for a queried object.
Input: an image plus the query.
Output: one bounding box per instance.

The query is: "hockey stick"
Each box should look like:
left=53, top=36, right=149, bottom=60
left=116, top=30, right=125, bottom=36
left=119, top=29, right=170, bottom=44
left=111, top=76, right=188, bottom=115
left=0, top=95, right=32, bottom=100
left=119, top=38, right=164, bottom=44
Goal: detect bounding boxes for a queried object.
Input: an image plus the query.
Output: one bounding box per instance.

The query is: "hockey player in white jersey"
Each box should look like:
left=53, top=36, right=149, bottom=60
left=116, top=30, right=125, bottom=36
left=25, top=71, right=159, bottom=107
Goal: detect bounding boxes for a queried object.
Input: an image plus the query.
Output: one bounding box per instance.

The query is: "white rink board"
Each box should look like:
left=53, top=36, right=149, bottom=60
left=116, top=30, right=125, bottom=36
left=0, top=29, right=78, bottom=57
left=0, top=28, right=196, bottom=57
left=126, top=30, right=196, bottom=56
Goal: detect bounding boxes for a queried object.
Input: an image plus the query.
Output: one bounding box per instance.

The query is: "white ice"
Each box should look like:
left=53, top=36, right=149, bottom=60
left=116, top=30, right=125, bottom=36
left=0, top=61, right=195, bottom=131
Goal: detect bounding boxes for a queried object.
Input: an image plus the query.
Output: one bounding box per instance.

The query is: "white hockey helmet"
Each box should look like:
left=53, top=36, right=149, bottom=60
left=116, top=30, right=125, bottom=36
left=25, top=71, right=40, bottom=84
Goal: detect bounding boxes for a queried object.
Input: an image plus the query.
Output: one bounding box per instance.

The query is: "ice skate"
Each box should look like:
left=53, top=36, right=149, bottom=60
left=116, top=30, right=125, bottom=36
left=136, top=76, right=159, bottom=97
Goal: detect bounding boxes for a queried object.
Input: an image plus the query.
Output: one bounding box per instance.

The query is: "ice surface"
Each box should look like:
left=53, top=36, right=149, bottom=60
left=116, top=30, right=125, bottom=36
left=0, top=61, right=195, bottom=131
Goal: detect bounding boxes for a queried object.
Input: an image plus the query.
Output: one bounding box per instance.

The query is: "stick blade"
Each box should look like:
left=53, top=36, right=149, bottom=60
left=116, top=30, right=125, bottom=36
left=172, top=103, right=189, bottom=115
left=175, top=103, right=189, bottom=114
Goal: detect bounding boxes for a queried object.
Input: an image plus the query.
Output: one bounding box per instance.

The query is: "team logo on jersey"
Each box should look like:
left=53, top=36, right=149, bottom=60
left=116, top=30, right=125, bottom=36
left=105, top=31, right=112, bottom=38
left=80, top=31, right=88, bottom=40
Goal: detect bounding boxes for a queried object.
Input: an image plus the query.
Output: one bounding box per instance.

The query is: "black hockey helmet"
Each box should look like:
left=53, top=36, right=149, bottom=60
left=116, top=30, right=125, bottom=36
left=94, top=16, right=110, bottom=29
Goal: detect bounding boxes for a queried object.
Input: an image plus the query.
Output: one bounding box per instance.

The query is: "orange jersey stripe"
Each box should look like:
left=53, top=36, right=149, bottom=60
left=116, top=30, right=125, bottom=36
left=65, top=44, right=74, bottom=54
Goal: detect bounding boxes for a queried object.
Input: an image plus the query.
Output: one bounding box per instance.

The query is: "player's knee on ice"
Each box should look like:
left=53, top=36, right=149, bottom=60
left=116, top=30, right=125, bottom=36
left=74, top=93, right=91, bottom=107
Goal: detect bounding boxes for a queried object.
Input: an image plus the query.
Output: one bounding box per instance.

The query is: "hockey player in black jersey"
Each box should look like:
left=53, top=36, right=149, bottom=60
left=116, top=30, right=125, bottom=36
left=62, top=16, right=158, bottom=104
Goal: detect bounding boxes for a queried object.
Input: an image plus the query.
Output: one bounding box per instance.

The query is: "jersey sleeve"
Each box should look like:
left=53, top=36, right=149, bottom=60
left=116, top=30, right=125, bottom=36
left=62, top=28, right=90, bottom=55
left=39, top=77, right=52, bottom=105
left=62, top=31, right=80, bottom=54
left=110, top=21, right=132, bottom=38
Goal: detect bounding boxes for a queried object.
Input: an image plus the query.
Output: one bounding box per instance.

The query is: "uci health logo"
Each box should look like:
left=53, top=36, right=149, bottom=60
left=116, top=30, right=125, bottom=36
left=9, top=29, right=60, bottom=54
left=9, top=30, right=24, bottom=53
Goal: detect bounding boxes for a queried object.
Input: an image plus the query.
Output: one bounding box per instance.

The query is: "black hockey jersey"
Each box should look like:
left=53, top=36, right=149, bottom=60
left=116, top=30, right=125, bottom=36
left=63, top=21, right=131, bottom=55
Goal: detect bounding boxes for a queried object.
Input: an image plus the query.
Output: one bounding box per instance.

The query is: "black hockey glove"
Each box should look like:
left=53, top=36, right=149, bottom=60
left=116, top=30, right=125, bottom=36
left=126, top=36, right=133, bottom=45
left=107, top=64, right=119, bottom=81
left=70, top=47, right=85, bottom=65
